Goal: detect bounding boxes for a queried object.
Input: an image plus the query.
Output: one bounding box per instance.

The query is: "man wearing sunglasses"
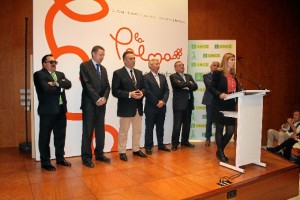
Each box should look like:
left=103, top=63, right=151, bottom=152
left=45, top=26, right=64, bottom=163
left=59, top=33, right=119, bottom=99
left=33, top=54, right=72, bottom=171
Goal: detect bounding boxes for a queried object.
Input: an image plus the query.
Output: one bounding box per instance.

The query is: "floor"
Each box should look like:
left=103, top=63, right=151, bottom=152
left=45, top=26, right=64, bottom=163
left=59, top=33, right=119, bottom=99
left=289, top=178, right=300, bottom=200
left=0, top=142, right=298, bottom=199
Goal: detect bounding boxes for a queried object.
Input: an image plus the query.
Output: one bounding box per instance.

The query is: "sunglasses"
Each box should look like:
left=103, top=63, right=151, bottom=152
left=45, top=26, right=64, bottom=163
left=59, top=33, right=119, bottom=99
left=45, top=60, right=58, bottom=65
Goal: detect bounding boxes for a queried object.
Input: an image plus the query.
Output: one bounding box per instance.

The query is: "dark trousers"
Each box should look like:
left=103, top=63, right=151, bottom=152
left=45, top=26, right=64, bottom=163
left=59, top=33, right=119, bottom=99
left=144, top=110, right=166, bottom=149
left=274, top=137, right=298, bottom=159
left=172, top=106, right=192, bottom=146
left=81, top=106, right=105, bottom=163
left=205, top=105, right=213, bottom=140
left=39, top=107, right=66, bottom=165
left=215, top=123, right=235, bottom=152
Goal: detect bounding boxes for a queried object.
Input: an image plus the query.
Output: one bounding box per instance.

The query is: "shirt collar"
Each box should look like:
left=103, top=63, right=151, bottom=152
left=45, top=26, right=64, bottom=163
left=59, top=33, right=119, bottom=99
left=91, top=59, right=99, bottom=69
left=151, top=71, right=158, bottom=77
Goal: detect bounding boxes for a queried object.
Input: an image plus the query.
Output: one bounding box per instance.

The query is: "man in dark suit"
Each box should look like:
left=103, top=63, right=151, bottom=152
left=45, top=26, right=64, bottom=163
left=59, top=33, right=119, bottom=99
left=202, top=61, right=219, bottom=146
left=34, top=54, right=72, bottom=171
left=144, top=59, right=170, bottom=155
left=112, top=51, right=147, bottom=161
left=170, top=61, right=198, bottom=151
left=80, top=45, right=111, bottom=168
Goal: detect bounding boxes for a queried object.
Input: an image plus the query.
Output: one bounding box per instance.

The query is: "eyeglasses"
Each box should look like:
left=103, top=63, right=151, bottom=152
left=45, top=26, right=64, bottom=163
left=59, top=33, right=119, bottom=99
left=45, top=60, right=58, bottom=65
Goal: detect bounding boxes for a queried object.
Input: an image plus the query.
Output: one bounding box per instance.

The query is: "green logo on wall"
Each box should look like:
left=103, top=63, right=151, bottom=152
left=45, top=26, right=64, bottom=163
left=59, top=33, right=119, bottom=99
left=195, top=73, right=203, bottom=81
left=215, top=44, right=232, bottom=49
left=203, top=53, right=220, bottom=58
left=191, top=44, right=196, bottom=49
left=194, top=106, right=206, bottom=110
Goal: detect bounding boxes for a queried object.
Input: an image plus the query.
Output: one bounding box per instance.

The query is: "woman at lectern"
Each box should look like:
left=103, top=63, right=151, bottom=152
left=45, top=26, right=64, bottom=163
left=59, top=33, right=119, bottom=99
left=210, top=53, right=239, bottom=163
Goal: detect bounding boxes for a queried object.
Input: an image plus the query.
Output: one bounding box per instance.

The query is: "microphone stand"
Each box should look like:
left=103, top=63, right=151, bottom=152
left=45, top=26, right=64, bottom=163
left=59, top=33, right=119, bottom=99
left=239, top=72, right=263, bottom=90
left=19, top=17, right=31, bottom=152
left=234, top=73, right=244, bottom=91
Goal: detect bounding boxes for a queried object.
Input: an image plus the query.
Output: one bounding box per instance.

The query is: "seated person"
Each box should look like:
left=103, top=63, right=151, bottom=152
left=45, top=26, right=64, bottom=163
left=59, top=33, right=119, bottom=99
left=267, top=134, right=300, bottom=160
left=267, top=110, right=300, bottom=147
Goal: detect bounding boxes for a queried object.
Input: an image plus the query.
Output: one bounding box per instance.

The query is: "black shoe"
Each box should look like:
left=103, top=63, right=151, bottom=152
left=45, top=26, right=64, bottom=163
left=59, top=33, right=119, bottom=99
left=83, top=161, right=94, bottom=168
left=133, top=150, right=147, bottom=158
left=205, top=140, right=211, bottom=146
left=145, top=148, right=152, bottom=155
left=216, top=150, right=228, bottom=163
left=171, top=145, right=177, bottom=151
left=119, top=153, right=128, bottom=161
left=56, top=159, right=71, bottom=167
left=42, top=164, right=56, bottom=171
left=181, top=142, right=195, bottom=148
left=96, top=155, right=111, bottom=163
left=267, top=147, right=276, bottom=153
left=158, top=145, right=171, bottom=152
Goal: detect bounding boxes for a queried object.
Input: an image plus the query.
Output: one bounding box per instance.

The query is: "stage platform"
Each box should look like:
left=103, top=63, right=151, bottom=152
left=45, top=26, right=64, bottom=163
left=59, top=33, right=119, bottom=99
left=0, top=142, right=298, bottom=199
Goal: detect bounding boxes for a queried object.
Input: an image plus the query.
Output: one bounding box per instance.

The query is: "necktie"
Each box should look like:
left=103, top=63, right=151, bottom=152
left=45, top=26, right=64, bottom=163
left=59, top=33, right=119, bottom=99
left=96, top=64, right=101, bottom=79
left=51, top=72, right=63, bottom=105
left=130, top=69, right=136, bottom=87
left=181, top=74, right=186, bottom=82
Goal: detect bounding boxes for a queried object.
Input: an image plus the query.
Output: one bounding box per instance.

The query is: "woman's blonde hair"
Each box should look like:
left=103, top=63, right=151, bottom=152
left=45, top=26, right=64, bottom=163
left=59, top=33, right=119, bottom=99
left=218, top=53, right=236, bottom=77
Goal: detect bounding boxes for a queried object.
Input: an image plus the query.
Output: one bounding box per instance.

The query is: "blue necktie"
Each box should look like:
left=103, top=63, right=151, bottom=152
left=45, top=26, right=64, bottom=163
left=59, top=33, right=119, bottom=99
left=96, top=64, right=101, bottom=79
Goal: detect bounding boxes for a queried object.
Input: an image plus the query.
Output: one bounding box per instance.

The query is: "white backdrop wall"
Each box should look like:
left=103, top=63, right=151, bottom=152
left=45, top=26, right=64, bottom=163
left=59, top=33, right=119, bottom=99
left=33, top=0, right=188, bottom=160
left=188, top=40, right=236, bottom=140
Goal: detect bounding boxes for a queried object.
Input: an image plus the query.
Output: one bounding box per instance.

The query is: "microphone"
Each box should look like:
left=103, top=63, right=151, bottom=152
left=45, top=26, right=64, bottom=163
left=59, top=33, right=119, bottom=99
left=239, top=72, right=263, bottom=90
left=233, top=73, right=244, bottom=91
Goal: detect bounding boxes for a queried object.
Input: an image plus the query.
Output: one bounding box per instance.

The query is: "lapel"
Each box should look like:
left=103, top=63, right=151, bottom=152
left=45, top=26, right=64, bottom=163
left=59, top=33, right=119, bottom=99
left=208, top=72, right=212, bottom=80
left=149, top=72, right=160, bottom=88
left=220, top=72, right=228, bottom=92
left=42, top=68, right=55, bottom=81
left=176, top=72, right=186, bottom=82
left=122, top=66, right=131, bottom=80
left=89, top=60, right=104, bottom=82
left=123, top=66, right=136, bottom=87
left=158, top=73, right=163, bottom=88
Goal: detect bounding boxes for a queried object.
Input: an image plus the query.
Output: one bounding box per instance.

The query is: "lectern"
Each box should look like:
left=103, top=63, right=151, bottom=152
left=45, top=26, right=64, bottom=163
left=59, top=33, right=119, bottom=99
left=221, top=90, right=270, bottom=173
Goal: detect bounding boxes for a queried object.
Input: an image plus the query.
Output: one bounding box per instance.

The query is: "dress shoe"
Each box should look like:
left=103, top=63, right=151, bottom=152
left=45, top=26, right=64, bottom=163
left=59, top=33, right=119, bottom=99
left=96, top=155, right=111, bottom=163
left=158, top=145, right=171, bottom=152
left=171, top=145, right=177, bottom=151
left=119, top=153, right=128, bottom=161
left=205, top=140, right=211, bottom=146
left=216, top=150, right=228, bottom=163
left=133, top=150, right=147, bottom=158
left=83, top=161, right=94, bottom=168
left=145, top=148, right=152, bottom=155
left=56, top=159, right=71, bottom=167
left=42, top=164, right=56, bottom=171
left=181, top=142, right=195, bottom=148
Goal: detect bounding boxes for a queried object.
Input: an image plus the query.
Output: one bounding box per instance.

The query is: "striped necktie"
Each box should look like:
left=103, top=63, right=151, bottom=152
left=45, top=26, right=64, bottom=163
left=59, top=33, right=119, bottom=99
left=51, top=72, right=63, bottom=105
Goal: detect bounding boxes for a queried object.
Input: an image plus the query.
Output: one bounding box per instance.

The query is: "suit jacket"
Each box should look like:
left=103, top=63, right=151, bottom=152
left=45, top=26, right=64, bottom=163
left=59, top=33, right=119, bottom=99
left=143, top=72, right=169, bottom=114
left=210, top=70, right=238, bottom=115
left=79, top=60, right=110, bottom=110
left=34, top=68, right=72, bottom=115
left=202, top=72, right=214, bottom=105
left=170, top=72, right=198, bottom=111
left=112, top=66, right=145, bottom=117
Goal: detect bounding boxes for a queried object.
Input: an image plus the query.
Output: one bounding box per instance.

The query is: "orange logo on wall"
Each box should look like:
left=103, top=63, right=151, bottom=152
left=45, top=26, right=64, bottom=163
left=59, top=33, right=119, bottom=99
left=45, top=0, right=118, bottom=151
left=110, top=27, right=183, bottom=63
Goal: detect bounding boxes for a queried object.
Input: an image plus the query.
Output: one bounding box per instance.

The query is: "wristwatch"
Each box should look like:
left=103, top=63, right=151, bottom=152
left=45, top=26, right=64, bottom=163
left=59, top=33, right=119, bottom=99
left=52, top=81, right=58, bottom=87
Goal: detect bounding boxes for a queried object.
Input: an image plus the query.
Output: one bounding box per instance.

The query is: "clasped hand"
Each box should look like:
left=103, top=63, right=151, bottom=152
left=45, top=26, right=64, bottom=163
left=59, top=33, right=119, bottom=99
left=130, top=89, right=143, bottom=99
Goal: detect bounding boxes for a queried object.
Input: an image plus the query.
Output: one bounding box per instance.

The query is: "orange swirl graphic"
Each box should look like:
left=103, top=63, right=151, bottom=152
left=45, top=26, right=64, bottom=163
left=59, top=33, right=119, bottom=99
left=45, top=0, right=117, bottom=151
